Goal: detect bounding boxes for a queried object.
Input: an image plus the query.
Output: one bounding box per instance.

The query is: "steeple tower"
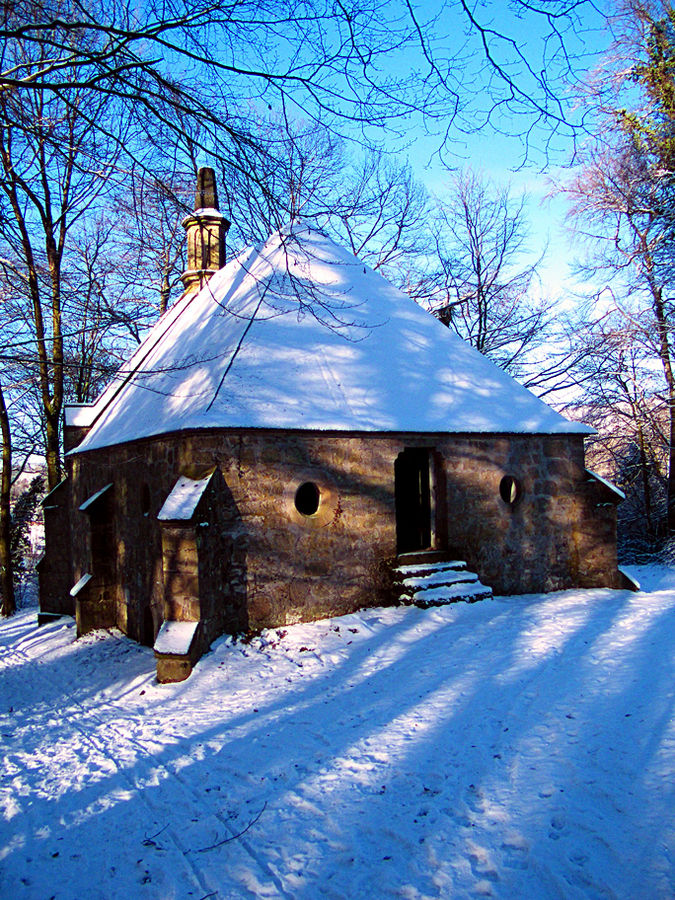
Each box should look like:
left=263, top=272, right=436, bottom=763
left=181, top=167, right=230, bottom=297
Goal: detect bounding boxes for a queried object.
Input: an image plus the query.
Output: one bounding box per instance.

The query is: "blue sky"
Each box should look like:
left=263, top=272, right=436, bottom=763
left=196, top=0, right=616, bottom=301
left=388, top=1, right=615, bottom=301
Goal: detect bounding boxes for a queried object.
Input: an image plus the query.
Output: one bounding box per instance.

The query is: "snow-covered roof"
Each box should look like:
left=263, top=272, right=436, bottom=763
left=585, top=468, right=626, bottom=501
left=65, top=404, right=97, bottom=428
left=71, top=224, right=591, bottom=453
left=158, top=472, right=214, bottom=521
left=154, top=620, right=199, bottom=656
left=79, top=483, right=113, bottom=513
left=69, top=573, right=93, bottom=597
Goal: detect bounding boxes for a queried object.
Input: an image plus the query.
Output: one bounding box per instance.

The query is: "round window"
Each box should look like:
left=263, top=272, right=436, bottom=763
left=499, top=475, right=521, bottom=505
left=294, top=481, right=321, bottom=517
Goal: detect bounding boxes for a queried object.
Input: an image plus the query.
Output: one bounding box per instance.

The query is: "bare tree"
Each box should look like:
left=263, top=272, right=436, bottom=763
left=222, top=117, right=431, bottom=282
left=112, top=169, right=191, bottom=320
left=0, top=0, right=603, bottom=166
left=567, top=308, right=669, bottom=553
left=0, top=55, right=126, bottom=488
left=0, top=312, right=44, bottom=616
left=222, top=117, right=345, bottom=245
left=0, top=378, right=13, bottom=616
left=330, top=154, right=430, bottom=281
left=417, top=169, right=551, bottom=380
left=564, top=0, right=675, bottom=532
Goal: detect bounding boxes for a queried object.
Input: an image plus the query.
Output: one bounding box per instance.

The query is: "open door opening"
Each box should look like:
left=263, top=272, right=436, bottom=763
left=77, top=483, right=117, bottom=634
left=395, top=448, right=435, bottom=554
left=80, top=484, right=116, bottom=594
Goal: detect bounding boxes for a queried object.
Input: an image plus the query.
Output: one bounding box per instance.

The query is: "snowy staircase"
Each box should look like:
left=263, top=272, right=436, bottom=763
left=393, top=553, right=493, bottom=608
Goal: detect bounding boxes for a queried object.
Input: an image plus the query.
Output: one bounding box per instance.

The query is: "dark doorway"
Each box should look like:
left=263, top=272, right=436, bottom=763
left=82, top=484, right=115, bottom=592
left=80, top=483, right=117, bottom=631
left=395, top=448, right=434, bottom=553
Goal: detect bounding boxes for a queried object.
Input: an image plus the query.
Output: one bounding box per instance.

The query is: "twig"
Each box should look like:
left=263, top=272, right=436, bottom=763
left=142, top=824, right=168, bottom=846
left=196, top=802, right=267, bottom=853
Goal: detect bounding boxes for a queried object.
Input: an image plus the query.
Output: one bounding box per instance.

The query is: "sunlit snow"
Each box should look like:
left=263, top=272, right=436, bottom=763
left=2, top=567, right=674, bottom=898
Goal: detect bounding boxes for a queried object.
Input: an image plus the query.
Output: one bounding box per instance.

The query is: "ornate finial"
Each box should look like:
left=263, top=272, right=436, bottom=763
left=181, top=169, right=230, bottom=297
left=195, top=167, right=219, bottom=211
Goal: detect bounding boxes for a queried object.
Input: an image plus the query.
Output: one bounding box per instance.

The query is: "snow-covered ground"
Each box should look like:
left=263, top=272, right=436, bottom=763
left=2, top=569, right=674, bottom=899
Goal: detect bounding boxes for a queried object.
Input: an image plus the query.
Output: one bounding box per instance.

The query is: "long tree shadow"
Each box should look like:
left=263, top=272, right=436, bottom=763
left=6, top=584, right=675, bottom=899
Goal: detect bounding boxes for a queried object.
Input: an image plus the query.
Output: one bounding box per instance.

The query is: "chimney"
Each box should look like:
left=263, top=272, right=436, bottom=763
left=180, top=167, right=231, bottom=297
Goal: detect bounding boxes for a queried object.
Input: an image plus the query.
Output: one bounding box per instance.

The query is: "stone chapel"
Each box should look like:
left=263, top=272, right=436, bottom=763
left=38, top=169, right=629, bottom=682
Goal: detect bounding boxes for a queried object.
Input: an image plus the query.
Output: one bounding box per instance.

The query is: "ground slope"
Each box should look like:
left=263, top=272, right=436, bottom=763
left=1, top=569, right=674, bottom=899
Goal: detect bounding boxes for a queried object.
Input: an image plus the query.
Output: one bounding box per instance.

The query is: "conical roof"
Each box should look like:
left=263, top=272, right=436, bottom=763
left=72, top=225, right=590, bottom=453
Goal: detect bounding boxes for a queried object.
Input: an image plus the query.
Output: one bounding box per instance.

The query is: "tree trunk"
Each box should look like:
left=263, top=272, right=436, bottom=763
left=44, top=412, right=61, bottom=491
left=636, top=422, right=655, bottom=537
left=0, top=382, right=14, bottom=617
left=650, top=284, right=675, bottom=531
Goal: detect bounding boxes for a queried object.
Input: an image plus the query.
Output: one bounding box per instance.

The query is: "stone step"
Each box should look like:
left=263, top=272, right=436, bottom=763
left=400, top=569, right=478, bottom=591
left=395, top=559, right=467, bottom=578
left=37, top=611, right=71, bottom=627
left=406, top=581, right=493, bottom=608
left=396, top=550, right=457, bottom=566
left=393, top=557, right=493, bottom=608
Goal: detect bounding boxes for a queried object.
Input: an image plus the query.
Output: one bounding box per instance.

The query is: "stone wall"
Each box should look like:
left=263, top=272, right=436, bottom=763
left=38, top=479, right=74, bottom=617
left=158, top=467, right=248, bottom=648
left=435, top=434, right=621, bottom=593
left=50, top=427, right=620, bottom=645
left=193, top=467, right=249, bottom=642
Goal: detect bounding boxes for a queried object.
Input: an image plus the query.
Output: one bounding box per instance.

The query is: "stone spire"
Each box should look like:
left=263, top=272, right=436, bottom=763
left=181, top=167, right=231, bottom=297
left=195, top=166, right=219, bottom=210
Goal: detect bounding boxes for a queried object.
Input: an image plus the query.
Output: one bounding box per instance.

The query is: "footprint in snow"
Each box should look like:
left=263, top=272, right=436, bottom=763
left=548, top=814, right=566, bottom=839
left=500, top=835, right=529, bottom=870
left=446, top=808, right=474, bottom=828
left=467, top=842, right=500, bottom=883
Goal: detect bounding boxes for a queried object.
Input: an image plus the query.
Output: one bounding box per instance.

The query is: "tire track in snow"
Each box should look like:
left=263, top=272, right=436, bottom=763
left=58, top=696, right=292, bottom=900
left=4, top=617, right=286, bottom=897
left=49, top=704, right=217, bottom=900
